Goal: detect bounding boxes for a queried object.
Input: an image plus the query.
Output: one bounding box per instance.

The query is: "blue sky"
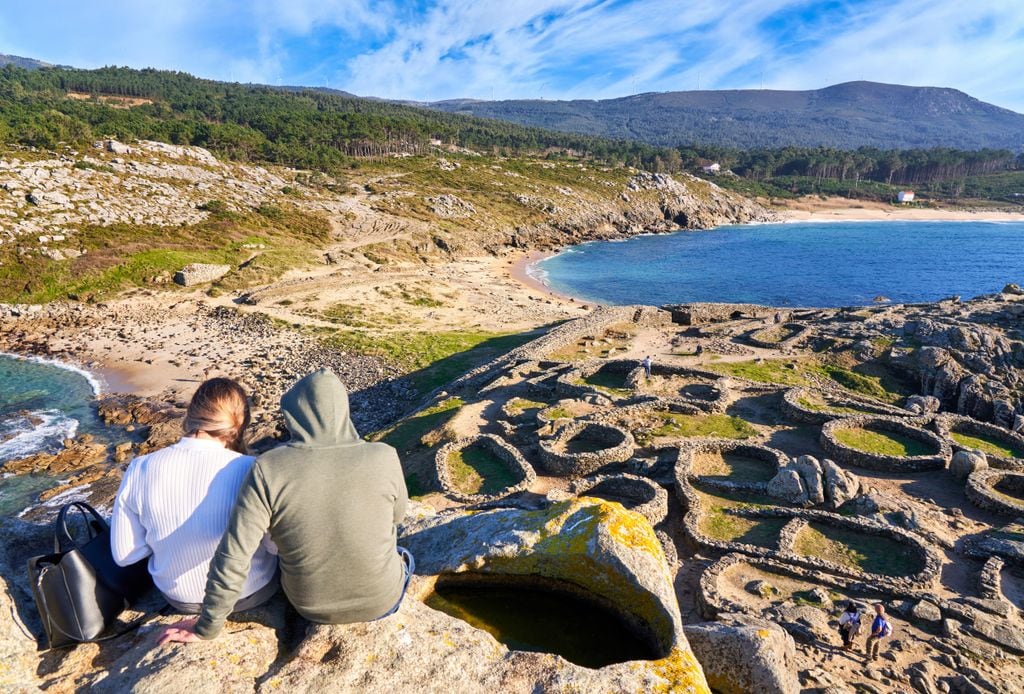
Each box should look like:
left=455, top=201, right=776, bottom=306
left=1, top=0, right=1023, bottom=111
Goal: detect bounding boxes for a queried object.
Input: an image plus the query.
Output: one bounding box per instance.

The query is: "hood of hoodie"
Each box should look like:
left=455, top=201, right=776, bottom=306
left=280, top=369, right=361, bottom=447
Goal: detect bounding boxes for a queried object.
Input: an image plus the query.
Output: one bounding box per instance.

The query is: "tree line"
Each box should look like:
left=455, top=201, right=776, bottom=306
left=0, top=63, right=1020, bottom=190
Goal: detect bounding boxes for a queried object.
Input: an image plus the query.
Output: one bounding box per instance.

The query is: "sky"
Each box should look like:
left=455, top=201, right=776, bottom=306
left=1, top=0, right=1023, bottom=111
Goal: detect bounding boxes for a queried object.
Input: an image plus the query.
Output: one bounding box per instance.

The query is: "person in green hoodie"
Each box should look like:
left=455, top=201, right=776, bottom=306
left=158, top=369, right=411, bottom=643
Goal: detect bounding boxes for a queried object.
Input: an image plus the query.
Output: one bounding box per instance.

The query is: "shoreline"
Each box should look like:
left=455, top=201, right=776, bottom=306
left=773, top=197, right=1024, bottom=223
left=506, top=250, right=588, bottom=305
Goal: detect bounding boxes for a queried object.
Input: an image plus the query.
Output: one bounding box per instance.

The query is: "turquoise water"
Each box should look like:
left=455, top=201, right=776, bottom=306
left=535, top=221, right=1024, bottom=307
left=0, top=354, right=104, bottom=514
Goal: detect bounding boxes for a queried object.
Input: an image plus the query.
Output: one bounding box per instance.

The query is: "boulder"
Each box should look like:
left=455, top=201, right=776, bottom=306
left=684, top=617, right=799, bottom=694
left=767, top=469, right=807, bottom=505
left=790, top=456, right=825, bottom=505
left=821, top=458, right=861, bottom=509
left=949, top=450, right=988, bottom=481
left=1002, top=283, right=1024, bottom=296
left=173, top=263, right=231, bottom=286
left=905, top=395, right=941, bottom=415
left=910, top=599, right=943, bottom=628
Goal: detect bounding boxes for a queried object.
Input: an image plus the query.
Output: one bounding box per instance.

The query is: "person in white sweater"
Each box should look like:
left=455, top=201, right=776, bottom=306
left=111, top=378, right=278, bottom=613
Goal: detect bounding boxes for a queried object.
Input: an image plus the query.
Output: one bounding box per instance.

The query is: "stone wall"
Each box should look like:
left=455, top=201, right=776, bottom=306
left=820, top=416, right=950, bottom=472
left=675, top=438, right=787, bottom=495
left=538, top=421, right=635, bottom=477
left=665, top=303, right=784, bottom=326
left=935, top=414, right=1024, bottom=470
left=572, top=473, right=669, bottom=526
left=746, top=322, right=810, bottom=351
left=434, top=434, right=536, bottom=503
left=965, top=469, right=1024, bottom=516
left=781, top=387, right=911, bottom=425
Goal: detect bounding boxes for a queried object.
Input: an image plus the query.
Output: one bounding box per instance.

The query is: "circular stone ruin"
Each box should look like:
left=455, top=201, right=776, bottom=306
left=676, top=439, right=786, bottom=494
left=572, top=473, right=669, bottom=525
left=966, top=469, right=1024, bottom=516
left=631, top=363, right=731, bottom=413
left=435, top=434, right=536, bottom=502
left=746, top=322, right=807, bottom=349
left=556, top=360, right=637, bottom=401
left=936, top=414, right=1024, bottom=470
left=538, top=421, right=635, bottom=477
left=781, top=387, right=911, bottom=424
left=536, top=398, right=604, bottom=427
left=820, top=416, right=950, bottom=472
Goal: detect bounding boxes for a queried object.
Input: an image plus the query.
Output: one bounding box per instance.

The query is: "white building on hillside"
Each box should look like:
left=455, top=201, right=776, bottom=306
left=897, top=190, right=915, bottom=203
left=702, top=162, right=721, bottom=174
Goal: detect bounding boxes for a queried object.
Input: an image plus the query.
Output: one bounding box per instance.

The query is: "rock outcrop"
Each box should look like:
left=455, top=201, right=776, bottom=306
left=684, top=617, right=799, bottom=694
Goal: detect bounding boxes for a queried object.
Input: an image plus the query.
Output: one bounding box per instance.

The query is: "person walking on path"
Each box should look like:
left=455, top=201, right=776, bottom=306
left=865, top=603, right=893, bottom=661
left=838, top=602, right=862, bottom=651
left=642, top=355, right=653, bottom=379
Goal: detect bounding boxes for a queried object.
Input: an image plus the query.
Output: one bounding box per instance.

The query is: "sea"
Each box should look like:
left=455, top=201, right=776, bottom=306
left=532, top=220, right=1024, bottom=307
left=0, top=353, right=105, bottom=515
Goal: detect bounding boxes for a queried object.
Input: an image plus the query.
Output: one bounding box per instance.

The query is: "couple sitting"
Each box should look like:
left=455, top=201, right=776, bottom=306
left=109, top=369, right=412, bottom=643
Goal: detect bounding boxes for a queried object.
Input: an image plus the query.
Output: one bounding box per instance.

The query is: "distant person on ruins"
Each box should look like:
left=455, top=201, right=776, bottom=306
left=111, top=378, right=279, bottom=615
left=838, top=602, right=862, bottom=650
left=694, top=343, right=704, bottom=356
left=158, top=368, right=411, bottom=644
left=865, top=603, right=893, bottom=661
left=642, top=355, right=653, bottom=378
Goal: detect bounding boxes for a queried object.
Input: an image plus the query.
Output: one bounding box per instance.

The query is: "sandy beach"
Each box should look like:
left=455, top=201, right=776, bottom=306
left=774, top=196, right=1024, bottom=222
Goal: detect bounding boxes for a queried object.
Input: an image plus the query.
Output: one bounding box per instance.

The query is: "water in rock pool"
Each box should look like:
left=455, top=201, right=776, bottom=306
left=534, top=220, right=1024, bottom=307
left=0, top=354, right=104, bottom=515
left=425, top=583, right=660, bottom=668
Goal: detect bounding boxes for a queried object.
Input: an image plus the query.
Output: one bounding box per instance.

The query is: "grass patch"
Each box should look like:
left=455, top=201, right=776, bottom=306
left=323, top=330, right=535, bottom=394
left=0, top=207, right=328, bottom=303
left=833, top=427, right=935, bottom=457
left=793, top=522, right=922, bottom=577
left=819, top=364, right=905, bottom=404
left=542, top=406, right=572, bottom=420
left=652, top=413, right=757, bottom=440
left=506, top=398, right=546, bottom=414
left=951, top=431, right=1024, bottom=459
left=694, top=486, right=785, bottom=547
left=797, top=394, right=871, bottom=415
left=692, top=452, right=776, bottom=483
left=447, top=444, right=518, bottom=495
left=371, top=397, right=463, bottom=456
left=707, top=359, right=811, bottom=386
left=581, top=369, right=632, bottom=396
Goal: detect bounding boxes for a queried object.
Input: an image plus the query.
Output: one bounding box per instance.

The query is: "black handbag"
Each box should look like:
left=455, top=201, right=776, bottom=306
left=27, top=502, right=152, bottom=648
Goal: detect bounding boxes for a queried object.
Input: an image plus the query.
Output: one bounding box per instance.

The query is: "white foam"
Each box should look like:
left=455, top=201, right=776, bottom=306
left=0, top=410, right=79, bottom=463
left=0, top=352, right=103, bottom=395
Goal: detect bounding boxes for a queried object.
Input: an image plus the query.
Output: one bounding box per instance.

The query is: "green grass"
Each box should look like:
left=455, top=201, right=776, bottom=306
left=833, top=427, right=935, bottom=457
left=579, top=369, right=632, bottom=396
left=692, top=452, right=776, bottom=483
left=542, top=406, right=572, bottom=420
left=323, top=330, right=535, bottom=394
left=651, top=413, right=757, bottom=440
left=694, top=486, right=786, bottom=547
left=447, top=444, right=519, bottom=495
left=793, top=522, right=922, bottom=577
left=951, top=431, right=1024, bottom=459
left=797, top=395, right=871, bottom=416
left=0, top=207, right=329, bottom=303
left=371, top=397, right=463, bottom=456
left=819, top=364, right=906, bottom=404
left=707, top=359, right=811, bottom=386
left=506, top=398, right=546, bottom=414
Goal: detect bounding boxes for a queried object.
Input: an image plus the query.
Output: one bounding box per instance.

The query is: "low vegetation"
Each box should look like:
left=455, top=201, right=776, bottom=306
left=692, top=452, right=776, bottom=483
left=951, top=431, right=1024, bottom=459
left=793, top=522, right=921, bottom=577
left=694, top=486, right=785, bottom=548
left=833, top=427, right=935, bottom=457
left=650, top=413, right=757, bottom=440
left=371, top=397, right=463, bottom=457
left=447, top=444, right=517, bottom=496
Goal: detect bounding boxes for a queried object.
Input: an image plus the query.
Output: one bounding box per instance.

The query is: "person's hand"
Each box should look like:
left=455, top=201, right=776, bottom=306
left=157, top=618, right=202, bottom=645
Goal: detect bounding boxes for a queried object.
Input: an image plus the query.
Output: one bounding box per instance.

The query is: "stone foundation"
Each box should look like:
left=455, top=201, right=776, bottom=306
left=434, top=434, right=536, bottom=503
left=538, top=421, right=635, bottom=477
left=820, top=416, right=950, bottom=472
left=935, top=414, right=1024, bottom=470
left=965, top=469, right=1024, bottom=516
left=781, top=387, right=911, bottom=425
left=573, top=473, right=669, bottom=526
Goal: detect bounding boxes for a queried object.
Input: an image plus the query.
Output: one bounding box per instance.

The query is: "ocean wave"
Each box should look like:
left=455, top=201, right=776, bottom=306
left=0, top=352, right=103, bottom=395
left=0, top=410, right=79, bottom=463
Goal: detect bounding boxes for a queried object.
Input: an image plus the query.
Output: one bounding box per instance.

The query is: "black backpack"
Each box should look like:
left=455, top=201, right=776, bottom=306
left=27, top=502, right=152, bottom=649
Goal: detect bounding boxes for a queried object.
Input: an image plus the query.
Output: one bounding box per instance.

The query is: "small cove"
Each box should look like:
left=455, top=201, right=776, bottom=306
left=534, top=220, right=1024, bottom=307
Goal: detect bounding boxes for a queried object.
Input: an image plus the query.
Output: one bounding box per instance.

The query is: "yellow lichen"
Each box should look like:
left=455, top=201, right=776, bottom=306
left=642, top=648, right=711, bottom=694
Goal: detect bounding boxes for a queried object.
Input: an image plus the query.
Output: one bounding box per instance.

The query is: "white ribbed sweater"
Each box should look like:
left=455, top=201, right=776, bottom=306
left=111, top=436, right=277, bottom=603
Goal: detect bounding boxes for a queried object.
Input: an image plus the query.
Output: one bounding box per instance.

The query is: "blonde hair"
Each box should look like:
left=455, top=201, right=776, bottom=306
left=183, top=378, right=251, bottom=453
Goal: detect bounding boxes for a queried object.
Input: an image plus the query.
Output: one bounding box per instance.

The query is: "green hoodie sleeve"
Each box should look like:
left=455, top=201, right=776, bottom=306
left=393, top=448, right=409, bottom=528
left=195, top=463, right=273, bottom=639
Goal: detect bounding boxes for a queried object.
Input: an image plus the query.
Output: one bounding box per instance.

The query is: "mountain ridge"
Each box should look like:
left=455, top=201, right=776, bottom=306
left=418, top=81, right=1024, bottom=151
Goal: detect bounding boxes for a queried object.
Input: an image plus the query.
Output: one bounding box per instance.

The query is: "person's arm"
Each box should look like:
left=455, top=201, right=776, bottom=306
left=196, top=463, right=274, bottom=639
left=159, top=463, right=274, bottom=644
left=391, top=448, right=409, bottom=527
left=110, top=461, right=152, bottom=566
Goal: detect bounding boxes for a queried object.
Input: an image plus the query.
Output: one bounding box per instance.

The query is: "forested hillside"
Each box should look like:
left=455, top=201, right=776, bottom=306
left=424, top=82, right=1024, bottom=151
